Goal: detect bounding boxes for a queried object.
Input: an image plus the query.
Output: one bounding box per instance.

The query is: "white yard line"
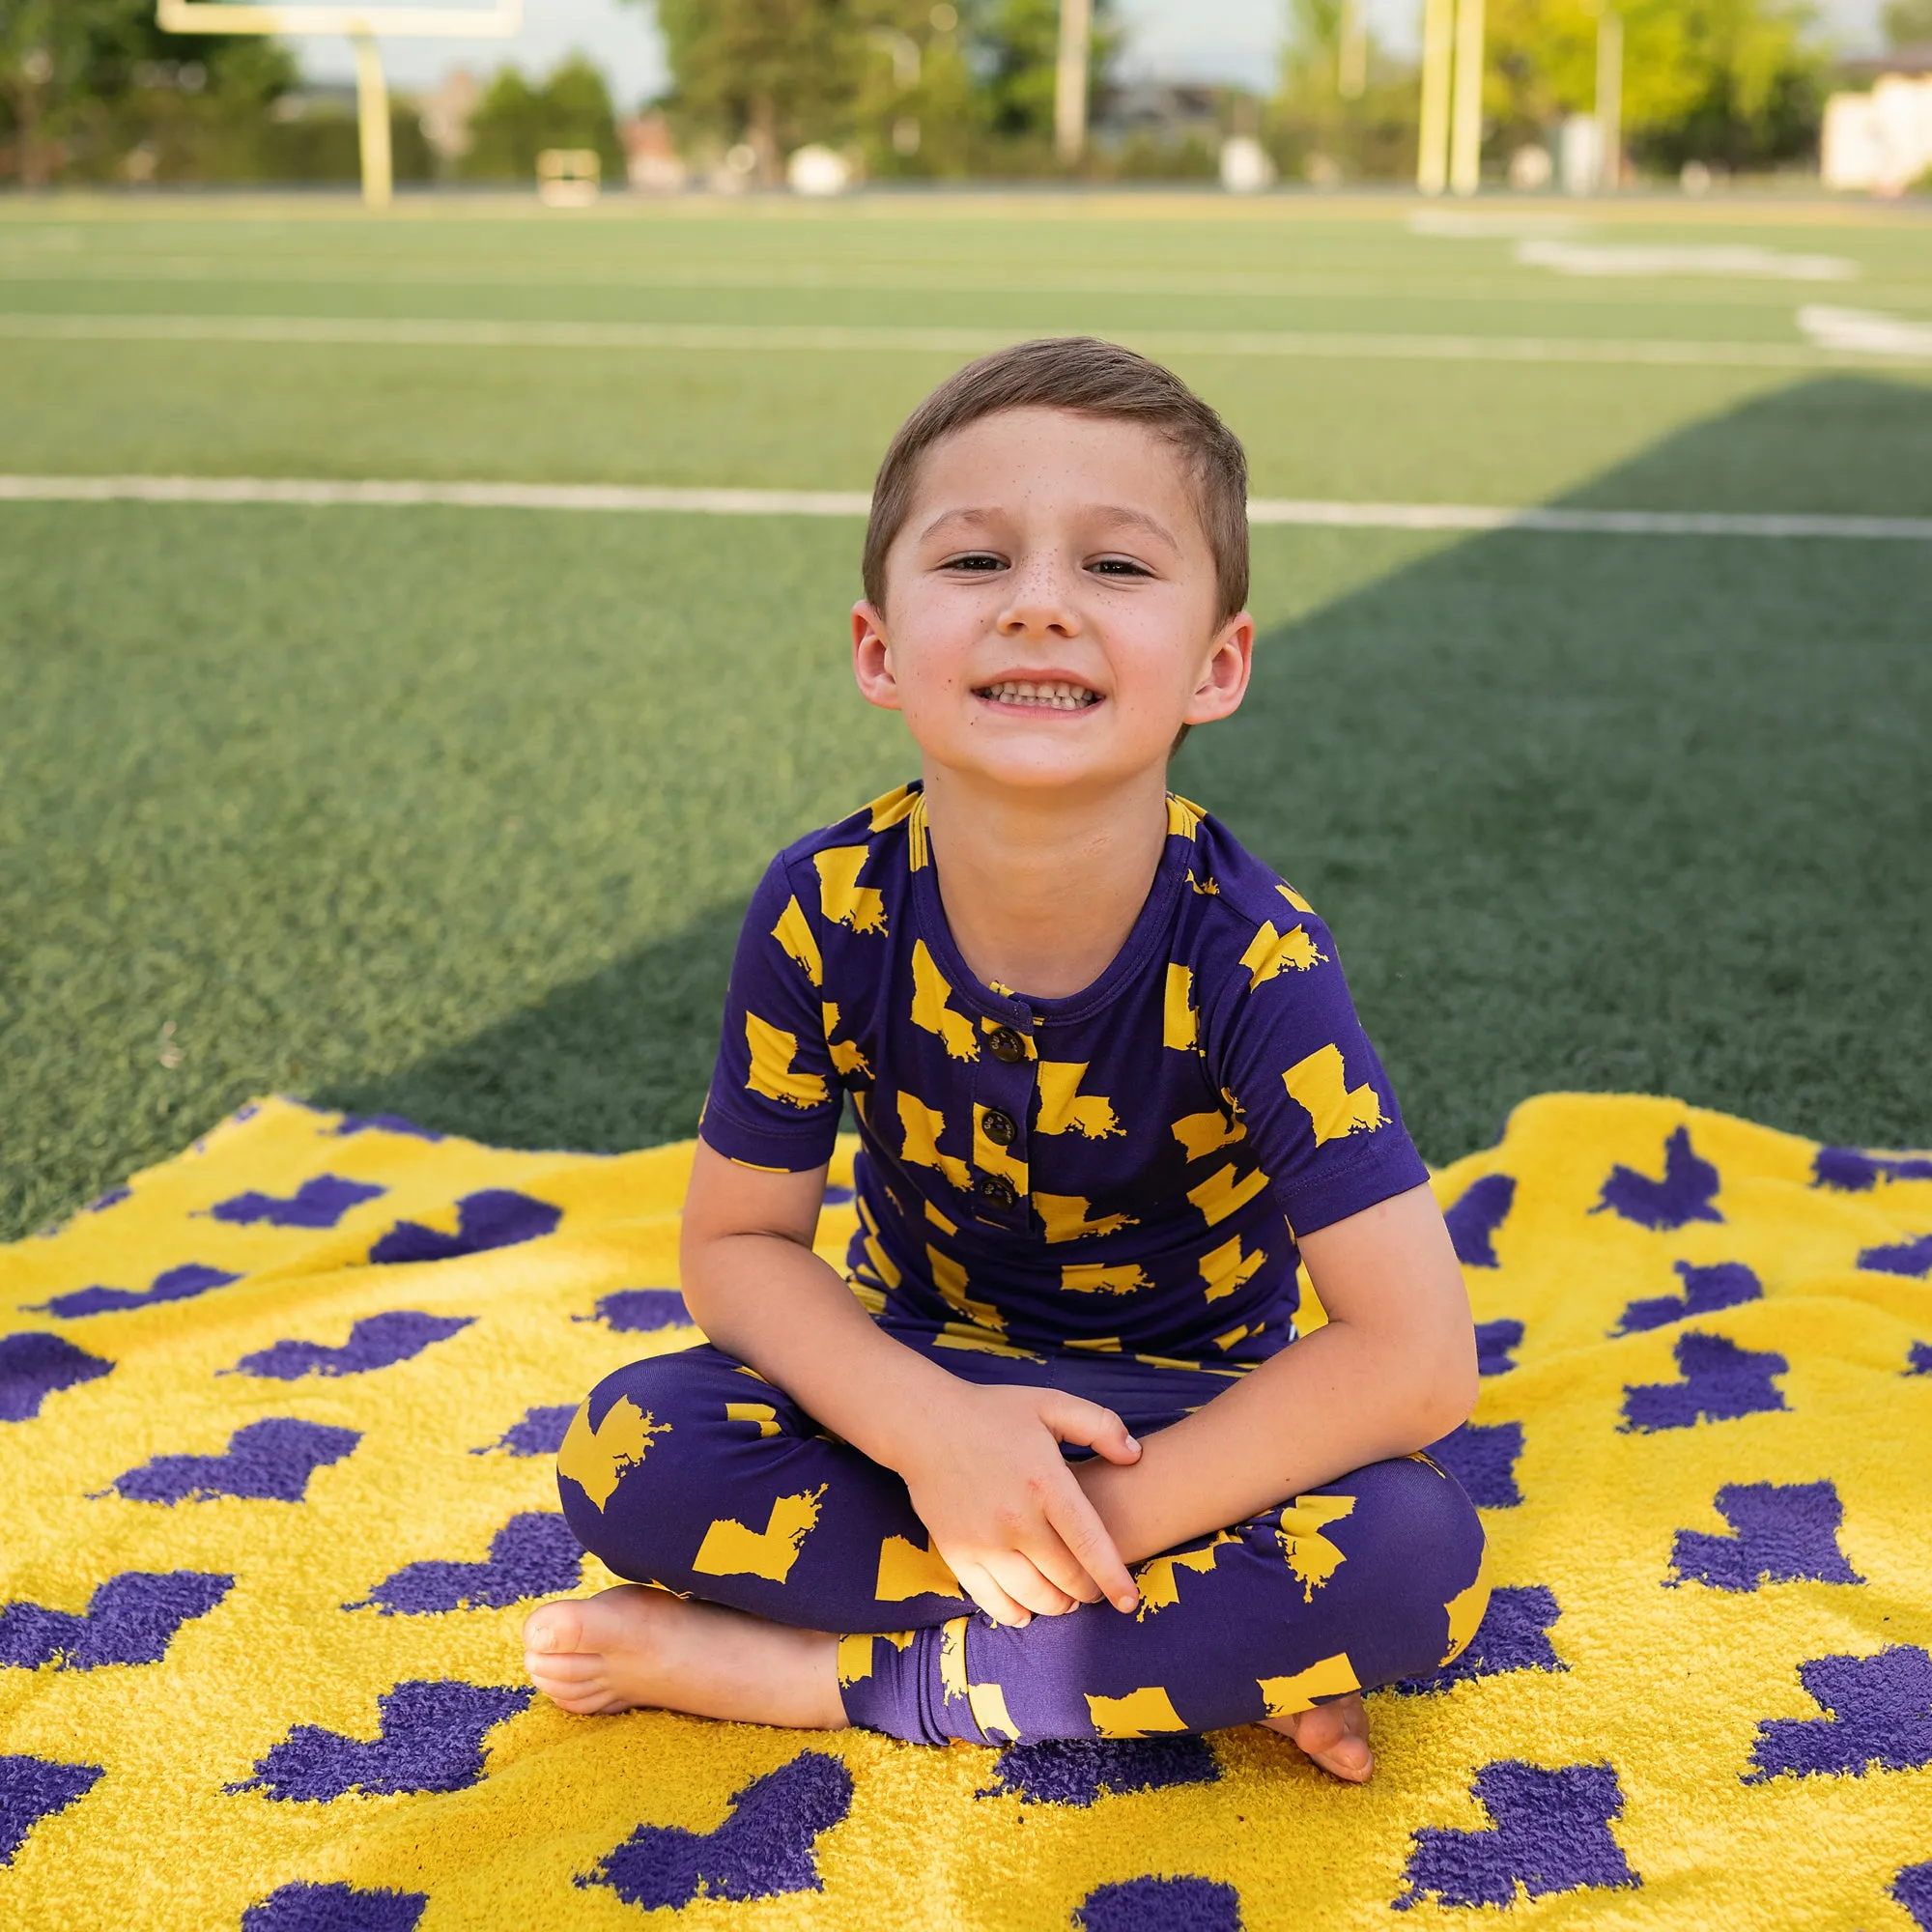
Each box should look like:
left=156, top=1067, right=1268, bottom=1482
left=4, top=474, right=1929, bottom=540
left=4, top=309, right=1932, bottom=367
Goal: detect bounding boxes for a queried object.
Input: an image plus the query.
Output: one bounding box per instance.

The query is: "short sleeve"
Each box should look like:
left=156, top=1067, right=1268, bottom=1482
left=698, top=854, right=843, bottom=1173
left=1201, top=907, right=1430, bottom=1237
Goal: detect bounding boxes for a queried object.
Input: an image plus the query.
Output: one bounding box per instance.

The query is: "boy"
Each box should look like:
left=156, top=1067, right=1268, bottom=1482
left=525, top=338, right=1484, bottom=1783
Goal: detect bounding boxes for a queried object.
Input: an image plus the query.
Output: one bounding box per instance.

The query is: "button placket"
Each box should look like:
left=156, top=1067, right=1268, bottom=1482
left=971, top=1004, right=1037, bottom=1226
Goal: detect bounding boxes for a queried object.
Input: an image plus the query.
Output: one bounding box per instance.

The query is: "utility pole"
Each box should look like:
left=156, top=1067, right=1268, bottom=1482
left=1448, top=0, right=1486, bottom=194
left=1338, top=0, right=1367, bottom=99
left=1055, top=0, right=1093, bottom=163
left=1595, top=5, right=1623, bottom=191
left=1416, top=0, right=1453, bottom=192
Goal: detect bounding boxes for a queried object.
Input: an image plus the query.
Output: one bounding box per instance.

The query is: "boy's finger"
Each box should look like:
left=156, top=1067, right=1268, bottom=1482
left=983, top=1552, right=1079, bottom=1619
left=1044, top=1486, right=1139, bottom=1612
left=1014, top=1529, right=1105, bottom=1606
left=953, top=1560, right=1034, bottom=1629
left=1039, top=1393, right=1142, bottom=1466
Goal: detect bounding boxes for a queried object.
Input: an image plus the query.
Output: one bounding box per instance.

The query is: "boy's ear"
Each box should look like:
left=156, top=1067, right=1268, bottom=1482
left=851, top=601, right=902, bottom=713
left=1184, top=611, right=1255, bottom=727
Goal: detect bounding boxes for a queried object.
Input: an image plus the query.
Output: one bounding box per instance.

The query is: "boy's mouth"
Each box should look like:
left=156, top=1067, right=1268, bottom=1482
left=975, top=679, right=1102, bottom=712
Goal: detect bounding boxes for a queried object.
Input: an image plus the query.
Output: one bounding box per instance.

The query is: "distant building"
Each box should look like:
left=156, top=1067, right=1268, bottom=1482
left=1822, top=65, right=1932, bottom=193
left=418, top=69, right=479, bottom=166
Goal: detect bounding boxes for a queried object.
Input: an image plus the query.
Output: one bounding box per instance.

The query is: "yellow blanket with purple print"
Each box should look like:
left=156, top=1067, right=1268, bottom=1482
left=2, top=1093, right=1929, bottom=1932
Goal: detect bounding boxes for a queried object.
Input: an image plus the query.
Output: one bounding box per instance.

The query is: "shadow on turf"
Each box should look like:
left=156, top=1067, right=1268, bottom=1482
left=320, top=379, right=1932, bottom=1160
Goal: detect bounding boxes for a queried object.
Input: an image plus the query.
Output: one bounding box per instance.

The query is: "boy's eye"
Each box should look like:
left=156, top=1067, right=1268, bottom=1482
left=1090, top=556, right=1154, bottom=578
left=940, top=552, right=1007, bottom=573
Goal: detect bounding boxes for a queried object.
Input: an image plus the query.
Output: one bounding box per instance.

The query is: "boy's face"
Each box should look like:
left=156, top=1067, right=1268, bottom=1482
left=852, top=407, right=1253, bottom=794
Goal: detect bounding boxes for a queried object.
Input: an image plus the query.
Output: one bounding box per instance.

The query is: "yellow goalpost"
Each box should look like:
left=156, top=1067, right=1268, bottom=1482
left=155, top=0, right=523, bottom=208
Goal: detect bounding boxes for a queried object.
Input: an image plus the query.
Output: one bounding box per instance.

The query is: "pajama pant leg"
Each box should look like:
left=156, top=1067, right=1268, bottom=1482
left=556, top=1340, right=1488, bottom=1746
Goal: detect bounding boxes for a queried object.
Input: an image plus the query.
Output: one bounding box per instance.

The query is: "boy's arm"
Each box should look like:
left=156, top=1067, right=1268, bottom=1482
left=1072, top=1182, right=1478, bottom=1567
left=679, top=1141, right=1144, bottom=1622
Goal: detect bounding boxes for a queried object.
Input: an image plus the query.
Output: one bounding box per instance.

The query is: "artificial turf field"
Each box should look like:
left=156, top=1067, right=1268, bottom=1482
left=2, top=191, right=1930, bottom=1242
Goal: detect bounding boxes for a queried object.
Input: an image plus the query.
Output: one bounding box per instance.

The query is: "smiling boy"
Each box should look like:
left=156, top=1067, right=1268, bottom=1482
left=524, top=338, right=1485, bottom=1782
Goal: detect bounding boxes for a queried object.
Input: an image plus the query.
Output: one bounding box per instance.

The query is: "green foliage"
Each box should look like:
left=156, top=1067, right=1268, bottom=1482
left=1265, top=0, right=1420, bottom=182
left=462, top=53, right=623, bottom=184
left=1882, top=0, right=1932, bottom=45
left=1483, top=0, right=1829, bottom=171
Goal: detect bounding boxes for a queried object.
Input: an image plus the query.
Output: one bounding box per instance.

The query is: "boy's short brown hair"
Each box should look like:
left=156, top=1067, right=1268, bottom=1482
left=863, top=336, right=1250, bottom=622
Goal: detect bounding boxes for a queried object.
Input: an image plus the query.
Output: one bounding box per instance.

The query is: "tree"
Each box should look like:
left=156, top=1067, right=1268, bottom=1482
left=1883, top=0, right=1932, bottom=47
left=462, top=54, right=623, bottom=182
left=1267, top=0, right=1419, bottom=181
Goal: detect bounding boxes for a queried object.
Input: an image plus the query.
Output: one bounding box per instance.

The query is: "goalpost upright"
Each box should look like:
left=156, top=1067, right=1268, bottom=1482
left=155, top=0, right=522, bottom=208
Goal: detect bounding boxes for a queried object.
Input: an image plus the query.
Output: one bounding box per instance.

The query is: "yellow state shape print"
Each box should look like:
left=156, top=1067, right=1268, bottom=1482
left=911, top=941, right=980, bottom=1061
left=897, top=1091, right=971, bottom=1192
left=1061, top=1262, right=1153, bottom=1296
left=836, top=1628, right=916, bottom=1686
left=969, top=1682, right=1021, bottom=1743
left=771, top=895, right=822, bottom=985
left=875, top=1533, right=961, bottom=1602
left=1037, top=1193, right=1139, bottom=1244
left=1276, top=881, right=1315, bottom=915
left=1239, top=920, right=1328, bottom=990
left=1086, top=1687, right=1189, bottom=1737
left=555, top=1397, right=669, bottom=1513
left=855, top=1193, right=902, bottom=1291
left=1212, top=1323, right=1253, bottom=1351
left=1200, top=1233, right=1266, bottom=1303
left=745, top=1012, right=828, bottom=1110
left=939, top=1615, right=972, bottom=1701
left=1441, top=1565, right=1492, bottom=1665
left=1278, top=1493, right=1357, bottom=1601
left=724, top=1402, right=780, bottom=1438
left=1171, top=1099, right=1245, bottom=1163
left=1166, top=793, right=1205, bottom=838
left=821, top=1003, right=871, bottom=1080
left=1258, top=1651, right=1358, bottom=1718
left=814, top=844, right=888, bottom=935
left=926, top=1244, right=1007, bottom=1331
left=1134, top=1528, right=1239, bottom=1619
left=978, top=1013, right=1037, bottom=1059
left=1283, top=1044, right=1386, bottom=1146
left=692, top=1486, right=828, bottom=1583
left=1163, top=963, right=1197, bottom=1050
left=1187, top=1161, right=1271, bottom=1228
left=1036, top=1062, right=1123, bottom=1139
left=866, top=781, right=920, bottom=831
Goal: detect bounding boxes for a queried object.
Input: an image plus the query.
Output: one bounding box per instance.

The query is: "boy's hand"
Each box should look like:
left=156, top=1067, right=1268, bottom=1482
left=893, top=1383, right=1142, bottom=1625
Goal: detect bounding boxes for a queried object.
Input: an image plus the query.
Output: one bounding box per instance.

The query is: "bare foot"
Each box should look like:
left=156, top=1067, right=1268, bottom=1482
left=523, top=1585, right=846, bottom=1730
left=1262, top=1693, right=1375, bottom=1783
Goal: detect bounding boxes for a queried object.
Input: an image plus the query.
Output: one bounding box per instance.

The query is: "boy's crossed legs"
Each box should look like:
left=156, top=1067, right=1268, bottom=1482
left=526, top=1338, right=1487, bottom=1781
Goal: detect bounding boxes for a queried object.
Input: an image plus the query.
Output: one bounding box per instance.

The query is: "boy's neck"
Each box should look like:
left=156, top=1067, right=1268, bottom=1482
left=919, top=763, right=1172, bottom=1003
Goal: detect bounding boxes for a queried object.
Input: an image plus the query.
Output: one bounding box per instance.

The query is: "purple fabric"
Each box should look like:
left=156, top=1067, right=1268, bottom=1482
left=0, top=1755, right=103, bottom=1865
left=242, top=1883, right=427, bottom=1932
left=1395, top=1761, right=1638, bottom=1910
left=1621, top=1331, right=1788, bottom=1433
left=474, top=1404, right=577, bottom=1458
left=1615, top=1261, right=1762, bottom=1336
left=1593, top=1126, right=1723, bottom=1230
left=367, top=1190, right=559, bottom=1265
left=1668, top=1482, right=1861, bottom=1591
left=1859, top=1232, right=1932, bottom=1279
left=582, top=1751, right=853, bottom=1909
left=0, top=1333, right=113, bottom=1421
left=1397, top=1584, right=1564, bottom=1693
left=584, top=1289, right=693, bottom=1333
left=1074, top=1876, right=1241, bottom=1931
left=107, top=1417, right=359, bottom=1503
left=210, top=1176, right=386, bottom=1229
left=1745, top=1647, right=1932, bottom=1781
left=562, top=1341, right=1485, bottom=1745
left=1474, top=1320, right=1522, bottom=1377
left=84, top=1186, right=132, bottom=1214
left=1908, top=1342, right=1932, bottom=1378
left=1444, top=1175, right=1515, bottom=1267
left=330, top=1113, right=444, bottom=1141
left=1813, top=1147, right=1932, bottom=1191
left=979, top=1738, right=1218, bottom=1805
left=346, top=1513, right=582, bottom=1614
left=0, top=1571, right=231, bottom=1668
left=232, top=1311, right=473, bottom=1380
left=1894, top=1862, right=1932, bottom=1932
left=35, top=1262, right=240, bottom=1320
left=228, top=1680, right=531, bottom=1801
left=1427, top=1422, right=1523, bottom=1508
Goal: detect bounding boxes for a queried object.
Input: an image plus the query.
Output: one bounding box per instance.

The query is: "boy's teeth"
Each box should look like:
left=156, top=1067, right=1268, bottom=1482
left=984, top=680, right=1097, bottom=709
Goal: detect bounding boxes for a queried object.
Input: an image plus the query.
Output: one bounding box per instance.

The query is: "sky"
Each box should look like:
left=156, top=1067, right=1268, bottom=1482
left=298, top=0, right=1890, bottom=108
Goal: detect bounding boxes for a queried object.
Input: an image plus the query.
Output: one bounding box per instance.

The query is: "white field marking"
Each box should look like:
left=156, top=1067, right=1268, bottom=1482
left=1799, top=304, right=1932, bottom=355
left=1518, top=241, right=1858, bottom=282
left=3, top=309, right=1927, bottom=367
left=4, top=474, right=1929, bottom=540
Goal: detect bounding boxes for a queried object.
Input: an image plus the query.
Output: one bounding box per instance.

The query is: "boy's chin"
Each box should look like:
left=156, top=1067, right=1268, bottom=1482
left=940, top=737, right=1167, bottom=794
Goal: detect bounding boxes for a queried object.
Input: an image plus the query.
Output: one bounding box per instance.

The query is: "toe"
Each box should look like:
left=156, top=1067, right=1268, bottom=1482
left=524, top=1599, right=586, bottom=1655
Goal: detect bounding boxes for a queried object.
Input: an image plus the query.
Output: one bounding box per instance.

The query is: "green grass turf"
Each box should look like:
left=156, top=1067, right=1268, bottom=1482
left=3, top=197, right=1930, bottom=1239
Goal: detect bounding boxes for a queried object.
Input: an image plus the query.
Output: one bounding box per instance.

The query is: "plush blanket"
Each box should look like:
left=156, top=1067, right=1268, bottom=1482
left=3, top=1092, right=1929, bottom=1932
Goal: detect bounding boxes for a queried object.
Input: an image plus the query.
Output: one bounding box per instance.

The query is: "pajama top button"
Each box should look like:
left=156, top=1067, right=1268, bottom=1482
left=988, top=1026, right=1027, bottom=1064
left=981, top=1109, right=1017, bottom=1146
left=975, top=1174, right=1017, bottom=1209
